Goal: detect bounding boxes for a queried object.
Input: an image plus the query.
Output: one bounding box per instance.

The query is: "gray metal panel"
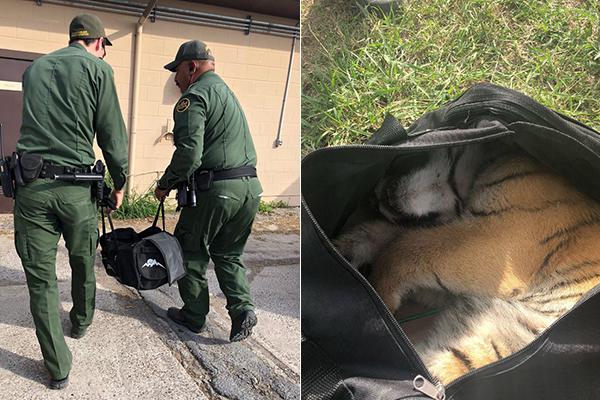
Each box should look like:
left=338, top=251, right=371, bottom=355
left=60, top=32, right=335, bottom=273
left=183, top=0, right=300, bottom=20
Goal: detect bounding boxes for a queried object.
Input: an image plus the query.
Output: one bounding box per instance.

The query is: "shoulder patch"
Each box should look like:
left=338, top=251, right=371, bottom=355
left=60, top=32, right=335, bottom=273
left=176, top=98, right=190, bottom=113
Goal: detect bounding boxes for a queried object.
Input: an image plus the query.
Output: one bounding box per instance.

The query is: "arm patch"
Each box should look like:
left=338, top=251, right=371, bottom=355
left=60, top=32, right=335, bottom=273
left=176, top=98, right=190, bottom=112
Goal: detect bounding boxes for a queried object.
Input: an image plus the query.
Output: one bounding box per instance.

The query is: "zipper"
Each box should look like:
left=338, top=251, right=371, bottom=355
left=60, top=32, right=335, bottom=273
left=413, top=375, right=446, bottom=399
left=444, top=90, right=600, bottom=140
left=302, top=199, right=440, bottom=386
left=446, top=98, right=549, bottom=127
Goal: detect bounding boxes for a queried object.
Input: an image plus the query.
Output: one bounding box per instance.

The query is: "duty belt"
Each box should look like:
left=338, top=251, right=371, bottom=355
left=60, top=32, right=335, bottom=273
left=39, top=164, right=92, bottom=179
left=195, top=166, right=257, bottom=181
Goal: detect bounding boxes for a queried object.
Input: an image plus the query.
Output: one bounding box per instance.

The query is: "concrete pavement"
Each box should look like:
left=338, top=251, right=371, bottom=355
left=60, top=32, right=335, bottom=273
left=0, top=217, right=299, bottom=399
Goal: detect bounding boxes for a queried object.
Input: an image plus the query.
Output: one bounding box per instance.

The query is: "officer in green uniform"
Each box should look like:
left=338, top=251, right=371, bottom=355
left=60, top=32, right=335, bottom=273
left=14, top=14, right=128, bottom=389
left=155, top=40, right=262, bottom=342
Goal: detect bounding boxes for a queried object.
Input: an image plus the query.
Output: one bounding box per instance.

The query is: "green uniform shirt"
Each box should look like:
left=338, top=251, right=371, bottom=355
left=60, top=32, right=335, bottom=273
left=158, top=71, right=257, bottom=189
left=17, top=43, right=128, bottom=189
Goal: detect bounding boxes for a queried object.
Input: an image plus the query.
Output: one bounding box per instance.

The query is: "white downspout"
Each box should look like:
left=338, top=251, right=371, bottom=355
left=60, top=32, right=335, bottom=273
left=127, top=0, right=157, bottom=195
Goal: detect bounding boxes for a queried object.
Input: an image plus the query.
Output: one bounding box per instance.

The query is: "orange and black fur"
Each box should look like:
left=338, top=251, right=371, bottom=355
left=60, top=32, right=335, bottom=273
left=335, top=143, right=600, bottom=384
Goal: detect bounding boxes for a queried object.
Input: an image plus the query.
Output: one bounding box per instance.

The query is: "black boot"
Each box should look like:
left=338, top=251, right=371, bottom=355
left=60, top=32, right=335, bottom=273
left=230, top=310, right=257, bottom=342
left=70, top=325, right=88, bottom=339
left=49, top=375, right=69, bottom=390
left=167, top=307, right=204, bottom=334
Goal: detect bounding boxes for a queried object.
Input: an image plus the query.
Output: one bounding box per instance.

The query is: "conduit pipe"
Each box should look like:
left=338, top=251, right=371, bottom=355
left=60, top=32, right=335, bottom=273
left=126, top=1, right=157, bottom=194
left=34, top=0, right=299, bottom=38
left=274, top=35, right=297, bottom=148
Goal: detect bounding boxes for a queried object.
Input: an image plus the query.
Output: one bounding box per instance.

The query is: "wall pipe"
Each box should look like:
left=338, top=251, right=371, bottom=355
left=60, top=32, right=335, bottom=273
left=35, top=0, right=299, bottom=38
left=274, top=35, right=296, bottom=148
left=126, top=0, right=157, bottom=194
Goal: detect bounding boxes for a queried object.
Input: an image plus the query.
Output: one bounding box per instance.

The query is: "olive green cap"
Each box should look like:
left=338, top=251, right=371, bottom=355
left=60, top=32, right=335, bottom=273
left=69, top=14, right=112, bottom=46
left=164, top=40, right=214, bottom=72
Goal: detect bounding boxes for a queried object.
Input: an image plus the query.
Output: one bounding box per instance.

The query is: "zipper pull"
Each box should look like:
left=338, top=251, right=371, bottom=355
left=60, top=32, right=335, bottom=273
left=413, top=375, right=446, bottom=400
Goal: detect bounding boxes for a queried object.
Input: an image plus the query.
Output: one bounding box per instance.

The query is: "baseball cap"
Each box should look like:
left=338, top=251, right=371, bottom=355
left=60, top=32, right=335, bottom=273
left=69, top=14, right=113, bottom=46
left=164, top=40, right=214, bottom=72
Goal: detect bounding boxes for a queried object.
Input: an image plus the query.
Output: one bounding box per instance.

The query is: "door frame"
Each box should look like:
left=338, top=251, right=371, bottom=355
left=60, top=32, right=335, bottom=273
left=0, top=49, right=42, bottom=62
left=0, top=48, right=43, bottom=213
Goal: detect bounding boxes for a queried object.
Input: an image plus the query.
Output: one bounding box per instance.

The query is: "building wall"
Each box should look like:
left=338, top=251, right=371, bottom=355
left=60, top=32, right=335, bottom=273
left=0, top=0, right=300, bottom=205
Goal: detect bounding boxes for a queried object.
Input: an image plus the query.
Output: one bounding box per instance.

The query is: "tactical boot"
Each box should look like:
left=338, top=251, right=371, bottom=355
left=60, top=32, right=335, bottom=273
left=167, top=307, right=204, bottom=334
left=49, top=375, right=69, bottom=390
left=229, top=310, right=257, bottom=342
left=70, top=326, right=88, bottom=339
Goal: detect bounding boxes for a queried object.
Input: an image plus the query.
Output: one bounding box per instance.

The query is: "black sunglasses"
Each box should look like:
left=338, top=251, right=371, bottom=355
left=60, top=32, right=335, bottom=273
left=100, top=38, right=107, bottom=60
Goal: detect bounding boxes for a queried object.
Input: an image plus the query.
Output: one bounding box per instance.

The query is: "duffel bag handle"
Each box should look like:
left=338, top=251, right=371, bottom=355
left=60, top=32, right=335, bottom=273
left=100, top=205, right=115, bottom=236
left=151, top=200, right=166, bottom=231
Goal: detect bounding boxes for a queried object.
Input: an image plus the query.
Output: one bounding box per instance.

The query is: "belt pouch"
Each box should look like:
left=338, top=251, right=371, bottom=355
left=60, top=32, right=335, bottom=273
left=20, top=154, right=44, bottom=183
left=196, top=170, right=213, bottom=191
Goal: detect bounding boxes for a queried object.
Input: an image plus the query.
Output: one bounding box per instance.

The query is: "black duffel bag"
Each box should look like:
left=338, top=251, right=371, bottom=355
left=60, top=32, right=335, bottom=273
left=302, top=83, right=600, bottom=400
left=99, top=200, right=185, bottom=290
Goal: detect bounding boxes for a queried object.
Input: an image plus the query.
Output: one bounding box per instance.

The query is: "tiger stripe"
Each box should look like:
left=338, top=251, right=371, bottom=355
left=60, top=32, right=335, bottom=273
left=516, top=315, right=540, bottom=335
left=433, top=272, right=451, bottom=293
left=479, top=170, right=546, bottom=189
left=490, top=341, right=503, bottom=360
left=524, top=292, right=584, bottom=305
left=538, top=237, right=575, bottom=274
left=450, top=347, right=474, bottom=370
left=557, top=259, right=600, bottom=276
left=540, top=216, right=600, bottom=244
left=470, top=199, right=575, bottom=217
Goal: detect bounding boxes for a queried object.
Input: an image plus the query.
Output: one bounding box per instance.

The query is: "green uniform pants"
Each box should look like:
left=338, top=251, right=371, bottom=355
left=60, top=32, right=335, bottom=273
left=13, top=180, right=98, bottom=380
left=174, top=176, right=262, bottom=329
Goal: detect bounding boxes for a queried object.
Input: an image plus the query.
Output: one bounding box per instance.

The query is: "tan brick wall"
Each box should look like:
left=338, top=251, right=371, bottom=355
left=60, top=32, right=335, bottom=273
left=0, top=0, right=300, bottom=205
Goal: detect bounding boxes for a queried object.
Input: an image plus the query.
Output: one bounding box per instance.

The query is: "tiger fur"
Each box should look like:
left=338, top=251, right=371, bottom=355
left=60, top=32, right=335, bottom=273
left=334, top=142, right=600, bottom=384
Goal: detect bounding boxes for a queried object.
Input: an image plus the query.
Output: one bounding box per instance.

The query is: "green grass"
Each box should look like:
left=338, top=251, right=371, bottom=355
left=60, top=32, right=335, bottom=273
left=98, top=176, right=162, bottom=220
left=302, top=0, right=600, bottom=151
left=102, top=185, right=289, bottom=219
left=110, top=192, right=161, bottom=220
left=259, top=200, right=289, bottom=214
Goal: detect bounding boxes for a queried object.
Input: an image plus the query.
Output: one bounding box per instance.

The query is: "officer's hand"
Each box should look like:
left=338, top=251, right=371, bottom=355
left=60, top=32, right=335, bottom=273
left=155, top=186, right=170, bottom=200
left=110, top=189, right=125, bottom=211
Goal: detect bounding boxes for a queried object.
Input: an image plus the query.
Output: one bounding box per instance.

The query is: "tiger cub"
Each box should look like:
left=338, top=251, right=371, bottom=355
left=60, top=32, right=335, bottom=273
left=334, top=142, right=600, bottom=384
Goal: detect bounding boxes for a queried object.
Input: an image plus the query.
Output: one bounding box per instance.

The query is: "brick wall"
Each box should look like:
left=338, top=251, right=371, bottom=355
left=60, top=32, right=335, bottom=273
left=0, top=0, right=300, bottom=205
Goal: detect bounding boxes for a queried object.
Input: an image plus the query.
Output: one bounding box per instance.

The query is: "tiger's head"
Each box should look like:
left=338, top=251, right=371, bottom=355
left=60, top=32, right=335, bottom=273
left=374, top=145, right=484, bottom=226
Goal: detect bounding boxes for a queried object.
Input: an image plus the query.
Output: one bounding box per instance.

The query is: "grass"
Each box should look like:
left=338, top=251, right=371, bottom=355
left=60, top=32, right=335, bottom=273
left=259, top=200, right=289, bottom=214
left=302, top=0, right=600, bottom=151
left=103, top=183, right=289, bottom=219
left=110, top=192, right=161, bottom=220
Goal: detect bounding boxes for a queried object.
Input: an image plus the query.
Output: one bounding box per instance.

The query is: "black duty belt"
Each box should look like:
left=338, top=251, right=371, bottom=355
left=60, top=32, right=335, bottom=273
left=39, top=164, right=92, bottom=179
left=195, top=166, right=257, bottom=181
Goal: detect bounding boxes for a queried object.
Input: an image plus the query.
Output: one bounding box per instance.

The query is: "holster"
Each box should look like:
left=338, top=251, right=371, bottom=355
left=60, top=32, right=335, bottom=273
left=0, top=156, right=14, bottom=198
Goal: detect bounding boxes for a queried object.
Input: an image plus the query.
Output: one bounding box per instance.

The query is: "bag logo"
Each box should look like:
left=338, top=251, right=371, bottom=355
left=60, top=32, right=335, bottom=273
left=142, top=258, right=165, bottom=269
left=176, top=98, right=190, bottom=113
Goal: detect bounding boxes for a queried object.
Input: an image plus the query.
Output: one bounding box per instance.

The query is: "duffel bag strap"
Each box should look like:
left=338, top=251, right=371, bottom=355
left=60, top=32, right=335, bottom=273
left=100, top=206, right=115, bottom=236
left=301, top=336, right=352, bottom=400
left=151, top=200, right=166, bottom=231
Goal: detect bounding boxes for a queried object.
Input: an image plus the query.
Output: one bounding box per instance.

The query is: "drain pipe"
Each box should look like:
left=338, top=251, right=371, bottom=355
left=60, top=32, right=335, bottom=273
left=274, top=33, right=297, bottom=148
left=127, top=0, right=157, bottom=195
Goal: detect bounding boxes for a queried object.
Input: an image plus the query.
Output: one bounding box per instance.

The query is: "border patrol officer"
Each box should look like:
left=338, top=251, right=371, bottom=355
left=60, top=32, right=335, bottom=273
left=155, top=40, right=262, bottom=342
left=14, top=14, right=128, bottom=389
